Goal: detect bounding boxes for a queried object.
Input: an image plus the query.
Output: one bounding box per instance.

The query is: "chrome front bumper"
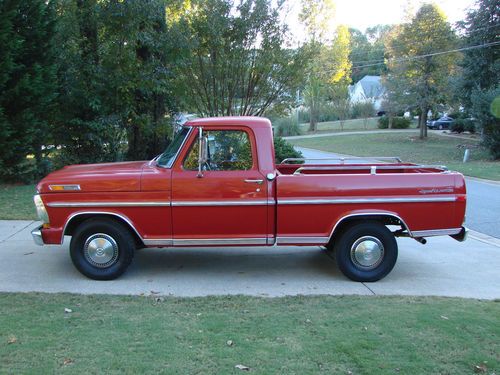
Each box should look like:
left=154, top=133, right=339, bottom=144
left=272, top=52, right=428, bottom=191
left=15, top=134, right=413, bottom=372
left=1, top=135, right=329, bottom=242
left=31, top=226, right=44, bottom=246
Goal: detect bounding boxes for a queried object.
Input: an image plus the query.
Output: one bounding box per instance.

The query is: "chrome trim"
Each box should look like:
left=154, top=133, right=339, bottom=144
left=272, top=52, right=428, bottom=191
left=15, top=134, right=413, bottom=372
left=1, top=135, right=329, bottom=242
left=411, top=228, right=463, bottom=237
left=276, top=236, right=329, bottom=245
left=329, top=212, right=413, bottom=238
left=197, top=126, right=204, bottom=178
left=172, top=238, right=267, bottom=246
left=62, top=211, right=144, bottom=245
left=48, top=201, right=170, bottom=208
left=172, top=200, right=270, bottom=207
left=49, top=184, right=81, bottom=191
left=143, top=239, right=173, bottom=246
left=244, top=179, right=264, bottom=184
left=278, top=196, right=457, bottom=205
left=281, top=156, right=403, bottom=164
left=31, top=227, right=44, bottom=246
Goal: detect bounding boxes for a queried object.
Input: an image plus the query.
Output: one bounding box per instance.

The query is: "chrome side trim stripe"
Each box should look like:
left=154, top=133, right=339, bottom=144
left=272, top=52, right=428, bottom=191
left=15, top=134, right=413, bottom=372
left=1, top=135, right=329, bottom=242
left=49, top=201, right=170, bottom=208
left=51, top=199, right=275, bottom=208
left=173, top=238, right=267, bottom=246
left=172, top=200, right=272, bottom=207
left=411, top=228, right=462, bottom=237
left=276, top=236, right=329, bottom=245
left=278, top=196, right=457, bottom=205
left=143, top=239, right=173, bottom=246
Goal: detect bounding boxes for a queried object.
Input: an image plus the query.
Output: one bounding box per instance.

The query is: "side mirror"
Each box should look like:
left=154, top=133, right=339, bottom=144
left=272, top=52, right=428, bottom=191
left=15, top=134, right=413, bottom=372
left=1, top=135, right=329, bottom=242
left=197, top=128, right=209, bottom=178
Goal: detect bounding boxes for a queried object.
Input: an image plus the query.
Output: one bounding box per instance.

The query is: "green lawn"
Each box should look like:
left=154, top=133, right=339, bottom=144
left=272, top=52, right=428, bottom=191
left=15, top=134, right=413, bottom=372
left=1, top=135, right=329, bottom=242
left=300, top=117, right=383, bottom=133
left=0, top=293, right=498, bottom=374
left=0, top=184, right=36, bottom=220
left=291, top=132, right=500, bottom=181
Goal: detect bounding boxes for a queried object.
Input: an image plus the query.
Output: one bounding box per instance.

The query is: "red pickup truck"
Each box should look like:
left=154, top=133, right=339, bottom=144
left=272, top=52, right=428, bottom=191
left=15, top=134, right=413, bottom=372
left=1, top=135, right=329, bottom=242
left=32, top=117, right=467, bottom=282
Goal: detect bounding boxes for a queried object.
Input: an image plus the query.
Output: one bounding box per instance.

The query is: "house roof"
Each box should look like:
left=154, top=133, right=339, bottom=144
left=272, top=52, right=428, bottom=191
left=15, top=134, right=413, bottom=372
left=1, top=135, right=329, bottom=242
left=358, top=75, right=384, bottom=98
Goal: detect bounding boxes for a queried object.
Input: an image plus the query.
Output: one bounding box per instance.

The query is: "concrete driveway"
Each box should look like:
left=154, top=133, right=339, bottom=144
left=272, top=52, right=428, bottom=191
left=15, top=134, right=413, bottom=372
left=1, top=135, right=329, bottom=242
left=1, top=220, right=499, bottom=299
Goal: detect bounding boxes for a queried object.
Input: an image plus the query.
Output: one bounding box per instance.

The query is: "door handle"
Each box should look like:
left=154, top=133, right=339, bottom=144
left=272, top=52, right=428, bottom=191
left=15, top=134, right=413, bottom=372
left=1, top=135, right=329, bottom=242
left=244, top=179, right=264, bottom=185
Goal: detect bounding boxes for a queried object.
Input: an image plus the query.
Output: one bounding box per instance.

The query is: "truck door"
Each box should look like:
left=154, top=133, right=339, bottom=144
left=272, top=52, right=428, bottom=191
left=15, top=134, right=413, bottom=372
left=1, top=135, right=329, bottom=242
left=171, top=127, right=269, bottom=246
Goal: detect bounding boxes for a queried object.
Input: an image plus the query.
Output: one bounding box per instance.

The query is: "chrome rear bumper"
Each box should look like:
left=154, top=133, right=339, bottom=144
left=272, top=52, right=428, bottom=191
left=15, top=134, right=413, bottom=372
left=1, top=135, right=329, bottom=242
left=31, top=226, right=44, bottom=246
left=450, top=226, right=468, bottom=242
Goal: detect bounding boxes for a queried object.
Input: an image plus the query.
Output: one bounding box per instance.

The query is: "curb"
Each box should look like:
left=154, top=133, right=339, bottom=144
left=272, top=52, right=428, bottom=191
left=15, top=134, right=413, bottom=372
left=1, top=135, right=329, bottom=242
left=467, top=229, right=500, bottom=248
left=465, top=176, right=500, bottom=186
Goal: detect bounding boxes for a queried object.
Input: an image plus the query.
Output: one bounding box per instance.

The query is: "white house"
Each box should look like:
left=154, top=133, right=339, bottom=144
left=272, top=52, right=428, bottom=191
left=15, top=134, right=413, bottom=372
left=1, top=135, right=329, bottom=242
left=348, top=75, right=385, bottom=111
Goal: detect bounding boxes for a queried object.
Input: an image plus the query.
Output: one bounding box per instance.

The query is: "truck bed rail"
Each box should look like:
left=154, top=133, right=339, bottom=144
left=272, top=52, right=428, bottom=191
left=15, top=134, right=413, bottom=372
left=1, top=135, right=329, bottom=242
left=292, top=164, right=449, bottom=175
left=280, top=156, right=403, bottom=164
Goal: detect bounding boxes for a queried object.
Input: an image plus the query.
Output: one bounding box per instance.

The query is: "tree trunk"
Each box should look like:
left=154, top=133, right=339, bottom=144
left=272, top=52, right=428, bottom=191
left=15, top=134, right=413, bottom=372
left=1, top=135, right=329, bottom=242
left=388, top=115, right=393, bottom=129
left=308, top=104, right=317, bottom=132
left=419, top=108, right=428, bottom=139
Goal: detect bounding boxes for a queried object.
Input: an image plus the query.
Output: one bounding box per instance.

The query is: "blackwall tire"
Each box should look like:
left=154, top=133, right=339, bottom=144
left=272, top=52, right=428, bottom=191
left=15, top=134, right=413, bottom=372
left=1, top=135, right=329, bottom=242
left=70, top=218, right=135, bottom=280
left=334, top=221, right=398, bottom=282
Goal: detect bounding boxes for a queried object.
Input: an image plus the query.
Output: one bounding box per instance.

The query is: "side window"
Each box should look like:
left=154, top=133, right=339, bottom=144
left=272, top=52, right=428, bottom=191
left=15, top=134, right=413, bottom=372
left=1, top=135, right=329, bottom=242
left=183, top=130, right=253, bottom=171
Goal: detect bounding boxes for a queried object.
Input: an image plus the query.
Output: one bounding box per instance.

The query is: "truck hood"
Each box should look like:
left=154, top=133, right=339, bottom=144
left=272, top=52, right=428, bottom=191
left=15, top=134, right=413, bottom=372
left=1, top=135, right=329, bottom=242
left=37, top=161, right=147, bottom=193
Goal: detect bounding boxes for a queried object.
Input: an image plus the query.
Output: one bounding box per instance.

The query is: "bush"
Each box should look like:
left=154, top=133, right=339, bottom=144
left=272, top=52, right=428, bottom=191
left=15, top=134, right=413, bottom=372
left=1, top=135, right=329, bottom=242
left=273, top=136, right=302, bottom=164
left=351, top=102, right=375, bottom=119
left=377, top=116, right=411, bottom=129
left=451, top=118, right=476, bottom=133
left=274, top=116, right=301, bottom=137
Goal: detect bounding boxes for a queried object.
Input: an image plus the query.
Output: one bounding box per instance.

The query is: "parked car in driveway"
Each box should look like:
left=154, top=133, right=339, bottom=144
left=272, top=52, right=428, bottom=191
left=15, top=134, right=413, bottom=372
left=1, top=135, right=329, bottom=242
left=32, top=116, right=467, bottom=282
left=427, top=116, right=454, bottom=130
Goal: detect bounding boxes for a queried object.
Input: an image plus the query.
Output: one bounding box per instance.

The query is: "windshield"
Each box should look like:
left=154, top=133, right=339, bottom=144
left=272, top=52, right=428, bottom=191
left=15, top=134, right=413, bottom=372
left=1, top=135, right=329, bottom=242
left=157, top=127, right=191, bottom=168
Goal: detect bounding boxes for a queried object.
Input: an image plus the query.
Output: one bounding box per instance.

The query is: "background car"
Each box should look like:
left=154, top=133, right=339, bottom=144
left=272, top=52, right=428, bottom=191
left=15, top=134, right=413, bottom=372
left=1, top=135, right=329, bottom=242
left=427, top=116, right=454, bottom=130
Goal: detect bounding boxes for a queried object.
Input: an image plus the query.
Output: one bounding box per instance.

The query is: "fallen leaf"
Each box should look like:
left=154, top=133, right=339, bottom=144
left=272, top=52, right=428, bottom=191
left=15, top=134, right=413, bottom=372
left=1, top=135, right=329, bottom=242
left=473, top=364, right=487, bottom=373
left=7, top=335, right=17, bottom=344
left=235, top=364, right=250, bottom=371
left=440, top=315, right=449, bottom=320
left=226, top=340, right=234, bottom=347
left=64, top=308, right=72, bottom=313
left=23, top=252, right=34, bottom=256
left=150, top=290, right=160, bottom=295
left=63, top=358, right=74, bottom=366
left=305, top=319, right=312, bottom=323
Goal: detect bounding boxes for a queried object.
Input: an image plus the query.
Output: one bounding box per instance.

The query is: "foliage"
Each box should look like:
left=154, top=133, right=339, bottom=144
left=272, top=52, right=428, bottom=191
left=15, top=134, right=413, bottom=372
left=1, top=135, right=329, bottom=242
left=351, top=101, right=375, bottom=129
left=300, top=0, right=351, bottom=132
left=377, top=116, right=411, bottom=129
left=331, top=96, right=351, bottom=131
left=274, top=116, right=302, bottom=137
left=471, top=86, right=500, bottom=158
left=457, top=0, right=500, bottom=158
left=53, top=0, right=177, bottom=163
left=273, top=136, right=302, bottom=164
left=384, top=4, right=458, bottom=139
left=451, top=118, right=476, bottom=134
left=349, top=25, right=392, bottom=82
left=0, top=0, right=58, bottom=182
left=168, top=0, right=305, bottom=117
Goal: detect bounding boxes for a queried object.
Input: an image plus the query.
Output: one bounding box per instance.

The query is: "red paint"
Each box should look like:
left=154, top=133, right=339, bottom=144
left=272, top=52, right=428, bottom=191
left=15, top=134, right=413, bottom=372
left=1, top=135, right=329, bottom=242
left=36, top=116, right=467, bottom=246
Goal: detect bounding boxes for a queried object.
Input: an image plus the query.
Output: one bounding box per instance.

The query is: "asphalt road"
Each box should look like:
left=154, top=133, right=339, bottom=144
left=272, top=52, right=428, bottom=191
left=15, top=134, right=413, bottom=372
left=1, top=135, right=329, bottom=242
left=295, top=146, right=500, bottom=239
left=1, top=220, right=499, bottom=299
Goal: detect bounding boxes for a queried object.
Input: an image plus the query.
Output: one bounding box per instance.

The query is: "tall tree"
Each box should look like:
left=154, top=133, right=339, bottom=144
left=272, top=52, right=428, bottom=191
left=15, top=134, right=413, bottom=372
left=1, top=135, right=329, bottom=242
left=0, top=0, right=58, bottom=181
left=385, top=4, right=458, bottom=139
left=457, top=0, right=499, bottom=158
left=168, top=0, right=305, bottom=117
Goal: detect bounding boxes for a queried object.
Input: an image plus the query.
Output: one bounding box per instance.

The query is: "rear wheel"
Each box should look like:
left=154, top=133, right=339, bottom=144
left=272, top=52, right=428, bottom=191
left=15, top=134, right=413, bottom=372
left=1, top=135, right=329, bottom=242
left=70, top=218, right=135, bottom=280
left=334, top=221, right=398, bottom=282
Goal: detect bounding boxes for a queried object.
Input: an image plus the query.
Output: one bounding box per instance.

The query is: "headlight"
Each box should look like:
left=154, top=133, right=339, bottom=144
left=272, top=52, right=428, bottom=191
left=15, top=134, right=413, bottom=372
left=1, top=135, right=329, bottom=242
left=34, top=195, right=49, bottom=224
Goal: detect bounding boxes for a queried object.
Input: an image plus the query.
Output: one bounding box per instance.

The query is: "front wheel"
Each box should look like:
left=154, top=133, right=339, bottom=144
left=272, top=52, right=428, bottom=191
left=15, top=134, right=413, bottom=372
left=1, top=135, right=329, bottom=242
left=334, top=221, right=398, bottom=282
left=70, top=218, right=135, bottom=280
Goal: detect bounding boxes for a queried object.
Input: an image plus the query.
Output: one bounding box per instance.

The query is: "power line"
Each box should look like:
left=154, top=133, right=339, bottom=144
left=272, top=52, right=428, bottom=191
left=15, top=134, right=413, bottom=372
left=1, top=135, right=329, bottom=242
left=350, top=41, right=500, bottom=69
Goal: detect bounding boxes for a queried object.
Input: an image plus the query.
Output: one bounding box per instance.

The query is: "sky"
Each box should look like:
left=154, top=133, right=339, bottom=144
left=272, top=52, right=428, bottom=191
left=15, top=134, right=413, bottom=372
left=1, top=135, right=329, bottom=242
left=285, top=0, right=477, bottom=40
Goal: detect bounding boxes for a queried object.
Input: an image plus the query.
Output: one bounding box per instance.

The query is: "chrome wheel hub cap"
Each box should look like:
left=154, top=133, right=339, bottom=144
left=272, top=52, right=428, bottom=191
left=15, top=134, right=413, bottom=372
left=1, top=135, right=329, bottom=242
left=350, top=236, right=384, bottom=270
left=84, top=233, right=119, bottom=268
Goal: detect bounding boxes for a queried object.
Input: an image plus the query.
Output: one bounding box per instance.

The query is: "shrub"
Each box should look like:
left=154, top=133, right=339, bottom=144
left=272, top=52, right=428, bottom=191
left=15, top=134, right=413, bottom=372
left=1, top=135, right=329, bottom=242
left=377, top=116, right=411, bottom=129
left=274, top=116, right=301, bottom=136
left=451, top=118, right=476, bottom=134
left=274, top=136, right=302, bottom=164
left=351, top=102, right=375, bottom=119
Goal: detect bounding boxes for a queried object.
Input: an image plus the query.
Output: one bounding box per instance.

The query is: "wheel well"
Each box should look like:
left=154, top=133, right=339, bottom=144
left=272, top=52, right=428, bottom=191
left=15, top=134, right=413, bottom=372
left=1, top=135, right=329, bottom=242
left=64, top=214, right=144, bottom=247
left=328, top=214, right=408, bottom=245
